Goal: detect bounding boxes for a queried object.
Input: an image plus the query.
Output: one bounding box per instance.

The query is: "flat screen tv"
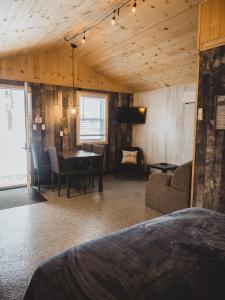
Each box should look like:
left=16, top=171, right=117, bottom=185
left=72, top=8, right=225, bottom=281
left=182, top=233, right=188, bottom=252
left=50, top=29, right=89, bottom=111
left=117, top=107, right=147, bottom=124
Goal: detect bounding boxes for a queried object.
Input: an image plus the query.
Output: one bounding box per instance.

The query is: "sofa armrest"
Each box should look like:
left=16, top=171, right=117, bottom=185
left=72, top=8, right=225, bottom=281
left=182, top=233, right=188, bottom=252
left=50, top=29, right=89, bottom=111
left=147, top=173, right=172, bottom=186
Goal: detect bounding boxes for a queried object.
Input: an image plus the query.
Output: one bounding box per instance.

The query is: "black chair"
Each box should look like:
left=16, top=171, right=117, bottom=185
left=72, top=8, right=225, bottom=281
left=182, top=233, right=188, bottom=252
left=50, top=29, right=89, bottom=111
left=82, top=144, right=105, bottom=194
left=83, top=143, right=93, bottom=152
left=48, top=146, right=80, bottom=197
left=31, top=144, right=51, bottom=190
left=115, top=146, right=145, bottom=180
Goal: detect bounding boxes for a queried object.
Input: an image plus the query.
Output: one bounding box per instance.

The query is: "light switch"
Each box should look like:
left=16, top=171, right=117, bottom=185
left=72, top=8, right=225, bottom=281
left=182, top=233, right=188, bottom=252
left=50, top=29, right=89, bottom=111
left=32, top=124, right=37, bottom=131
left=41, top=124, right=46, bottom=130
left=60, top=130, right=64, bottom=137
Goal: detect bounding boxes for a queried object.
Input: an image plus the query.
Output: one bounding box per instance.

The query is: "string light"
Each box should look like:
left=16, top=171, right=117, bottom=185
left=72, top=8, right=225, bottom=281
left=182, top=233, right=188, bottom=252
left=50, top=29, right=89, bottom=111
left=111, top=10, right=116, bottom=25
left=64, top=0, right=146, bottom=44
left=82, top=31, right=86, bottom=44
left=132, top=1, right=137, bottom=13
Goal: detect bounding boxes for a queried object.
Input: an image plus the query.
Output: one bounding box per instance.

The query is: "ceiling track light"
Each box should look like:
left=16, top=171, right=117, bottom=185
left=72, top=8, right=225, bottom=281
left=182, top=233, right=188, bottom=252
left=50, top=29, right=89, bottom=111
left=64, top=0, right=148, bottom=44
left=132, top=1, right=137, bottom=13
left=82, top=31, right=86, bottom=44
left=111, top=10, right=116, bottom=25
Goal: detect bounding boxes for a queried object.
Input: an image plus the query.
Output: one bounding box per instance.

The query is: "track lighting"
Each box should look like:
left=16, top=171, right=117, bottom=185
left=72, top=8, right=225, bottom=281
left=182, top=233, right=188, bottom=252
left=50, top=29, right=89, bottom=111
left=64, top=0, right=147, bottom=44
left=132, top=1, right=137, bottom=13
left=82, top=31, right=86, bottom=44
left=111, top=10, right=116, bottom=25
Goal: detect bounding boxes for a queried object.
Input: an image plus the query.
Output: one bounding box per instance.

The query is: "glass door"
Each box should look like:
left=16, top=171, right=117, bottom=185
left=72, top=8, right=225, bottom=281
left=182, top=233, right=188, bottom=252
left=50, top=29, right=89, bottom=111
left=0, top=86, right=27, bottom=190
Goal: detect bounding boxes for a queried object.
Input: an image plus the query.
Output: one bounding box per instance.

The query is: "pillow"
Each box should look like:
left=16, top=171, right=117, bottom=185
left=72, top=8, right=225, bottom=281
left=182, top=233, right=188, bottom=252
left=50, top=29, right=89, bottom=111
left=121, top=150, right=138, bottom=164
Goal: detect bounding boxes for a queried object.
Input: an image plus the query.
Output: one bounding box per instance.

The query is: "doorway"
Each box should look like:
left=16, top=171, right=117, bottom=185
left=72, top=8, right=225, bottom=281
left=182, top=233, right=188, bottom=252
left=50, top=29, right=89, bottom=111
left=0, top=86, right=27, bottom=189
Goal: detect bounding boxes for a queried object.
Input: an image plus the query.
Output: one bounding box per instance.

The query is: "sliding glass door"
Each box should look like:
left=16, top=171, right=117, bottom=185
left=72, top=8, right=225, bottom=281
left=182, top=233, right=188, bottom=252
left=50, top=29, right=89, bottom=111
left=0, top=86, right=27, bottom=189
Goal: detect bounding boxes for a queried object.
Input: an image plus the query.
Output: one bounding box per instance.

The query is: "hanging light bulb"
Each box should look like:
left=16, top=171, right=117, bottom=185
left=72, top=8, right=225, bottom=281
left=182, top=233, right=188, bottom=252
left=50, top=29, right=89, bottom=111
left=132, top=1, right=137, bottom=13
left=111, top=10, right=116, bottom=25
left=71, top=43, right=77, bottom=115
left=82, top=31, right=86, bottom=44
left=71, top=106, right=77, bottom=114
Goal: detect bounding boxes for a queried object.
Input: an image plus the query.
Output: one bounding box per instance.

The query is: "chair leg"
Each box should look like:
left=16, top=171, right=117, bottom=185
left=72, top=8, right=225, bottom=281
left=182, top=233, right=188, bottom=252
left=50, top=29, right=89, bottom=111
left=51, top=172, right=54, bottom=192
left=38, top=171, right=40, bottom=191
left=58, top=175, right=60, bottom=197
left=92, top=177, right=94, bottom=189
left=84, top=176, right=86, bottom=194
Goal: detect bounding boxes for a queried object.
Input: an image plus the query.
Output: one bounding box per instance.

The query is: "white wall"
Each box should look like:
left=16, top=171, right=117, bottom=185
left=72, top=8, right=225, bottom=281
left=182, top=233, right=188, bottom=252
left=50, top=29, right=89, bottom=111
left=132, top=83, right=196, bottom=165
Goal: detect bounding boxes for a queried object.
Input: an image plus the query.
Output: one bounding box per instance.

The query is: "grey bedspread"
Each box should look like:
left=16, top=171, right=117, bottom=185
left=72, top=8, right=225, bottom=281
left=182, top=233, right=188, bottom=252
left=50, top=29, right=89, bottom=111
left=24, top=208, right=225, bottom=300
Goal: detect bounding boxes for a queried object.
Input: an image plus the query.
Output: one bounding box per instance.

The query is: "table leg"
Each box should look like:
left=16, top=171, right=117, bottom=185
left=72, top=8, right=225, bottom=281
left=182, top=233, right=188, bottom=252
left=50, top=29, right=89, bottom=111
left=67, top=175, right=70, bottom=198
left=65, top=159, right=70, bottom=198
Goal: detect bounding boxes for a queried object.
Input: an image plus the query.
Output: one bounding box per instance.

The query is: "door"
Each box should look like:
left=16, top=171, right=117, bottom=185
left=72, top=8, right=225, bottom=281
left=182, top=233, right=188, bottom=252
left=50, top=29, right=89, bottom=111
left=24, top=82, right=32, bottom=194
left=0, top=85, right=27, bottom=189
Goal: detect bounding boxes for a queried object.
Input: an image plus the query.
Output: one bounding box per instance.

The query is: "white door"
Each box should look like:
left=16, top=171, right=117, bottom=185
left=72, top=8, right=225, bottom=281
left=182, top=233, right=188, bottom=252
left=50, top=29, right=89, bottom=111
left=24, top=82, right=32, bottom=194
left=0, top=85, right=27, bottom=189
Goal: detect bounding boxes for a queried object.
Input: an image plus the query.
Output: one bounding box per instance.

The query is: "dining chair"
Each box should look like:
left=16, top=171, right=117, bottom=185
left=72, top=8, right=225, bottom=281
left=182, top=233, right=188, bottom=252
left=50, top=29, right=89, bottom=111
left=82, top=144, right=105, bottom=193
left=31, top=144, right=51, bottom=190
left=83, top=143, right=93, bottom=152
left=48, top=146, right=80, bottom=197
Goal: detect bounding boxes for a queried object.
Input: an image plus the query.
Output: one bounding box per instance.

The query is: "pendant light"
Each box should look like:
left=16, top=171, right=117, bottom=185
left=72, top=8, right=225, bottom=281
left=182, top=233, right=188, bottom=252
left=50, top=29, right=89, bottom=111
left=71, top=43, right=77, bottom=115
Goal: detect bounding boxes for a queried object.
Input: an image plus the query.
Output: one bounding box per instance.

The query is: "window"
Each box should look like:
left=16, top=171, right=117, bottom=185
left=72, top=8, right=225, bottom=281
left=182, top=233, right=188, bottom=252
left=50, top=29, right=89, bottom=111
left=76, top=92, right=109, bottom=144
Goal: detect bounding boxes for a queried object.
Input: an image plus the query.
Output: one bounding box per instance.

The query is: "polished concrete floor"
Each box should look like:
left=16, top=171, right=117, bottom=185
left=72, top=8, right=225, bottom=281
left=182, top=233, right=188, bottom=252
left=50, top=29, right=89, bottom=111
left=0, top=176, right=160, bottom=300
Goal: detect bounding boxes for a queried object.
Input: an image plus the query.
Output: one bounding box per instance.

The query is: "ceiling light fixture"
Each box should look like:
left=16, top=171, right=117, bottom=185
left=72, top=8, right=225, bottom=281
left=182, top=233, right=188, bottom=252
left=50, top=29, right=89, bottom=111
left=132, top=1, right=137, bottom=13
left=111, top=10, right=116, bottom=25
left=82, top=31, right=86, bottom=44
left=64, top=0, right=146, bottom=44
left=71, top=43, right=77, bottom=115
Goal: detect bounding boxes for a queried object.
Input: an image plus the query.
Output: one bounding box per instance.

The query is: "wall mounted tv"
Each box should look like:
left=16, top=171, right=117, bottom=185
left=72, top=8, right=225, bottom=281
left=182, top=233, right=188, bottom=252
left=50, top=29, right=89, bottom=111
left=117, top=107, right=147, bottom=124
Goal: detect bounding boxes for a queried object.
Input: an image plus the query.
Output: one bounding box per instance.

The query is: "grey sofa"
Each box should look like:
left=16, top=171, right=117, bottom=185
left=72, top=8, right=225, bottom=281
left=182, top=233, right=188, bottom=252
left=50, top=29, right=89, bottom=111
left=145, top=161, right=192, bottom=214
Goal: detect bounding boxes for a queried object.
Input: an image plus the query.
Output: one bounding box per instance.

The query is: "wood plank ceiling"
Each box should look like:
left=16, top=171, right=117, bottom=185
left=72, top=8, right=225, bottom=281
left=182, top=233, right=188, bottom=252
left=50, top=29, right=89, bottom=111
left=0, top=0, right=200, bottom=92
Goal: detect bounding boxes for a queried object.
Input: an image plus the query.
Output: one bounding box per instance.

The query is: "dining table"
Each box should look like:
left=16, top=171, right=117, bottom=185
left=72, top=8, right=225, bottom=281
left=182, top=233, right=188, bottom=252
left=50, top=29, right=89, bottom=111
left=58, top=150, right=103, bottom=198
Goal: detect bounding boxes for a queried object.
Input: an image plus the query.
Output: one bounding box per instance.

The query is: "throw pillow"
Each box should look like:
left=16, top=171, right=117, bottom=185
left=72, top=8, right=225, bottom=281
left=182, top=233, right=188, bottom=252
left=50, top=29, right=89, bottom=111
left=121, top=150, right=138, bottom=164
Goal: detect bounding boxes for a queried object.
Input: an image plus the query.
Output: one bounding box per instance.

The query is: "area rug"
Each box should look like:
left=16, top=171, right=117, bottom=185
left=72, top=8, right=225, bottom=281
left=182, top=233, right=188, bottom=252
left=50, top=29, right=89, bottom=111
left=0, top=187, right=47, bottom=210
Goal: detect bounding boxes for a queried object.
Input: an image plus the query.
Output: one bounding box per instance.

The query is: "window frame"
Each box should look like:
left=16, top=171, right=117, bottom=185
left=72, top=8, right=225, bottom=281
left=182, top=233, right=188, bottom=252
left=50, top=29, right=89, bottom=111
left=76, top=91, right=109, bottom=145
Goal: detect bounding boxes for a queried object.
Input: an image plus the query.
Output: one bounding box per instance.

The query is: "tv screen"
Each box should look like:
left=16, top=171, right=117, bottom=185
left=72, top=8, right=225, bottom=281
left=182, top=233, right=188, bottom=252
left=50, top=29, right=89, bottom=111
left=117, top=107, right=147, bottom=124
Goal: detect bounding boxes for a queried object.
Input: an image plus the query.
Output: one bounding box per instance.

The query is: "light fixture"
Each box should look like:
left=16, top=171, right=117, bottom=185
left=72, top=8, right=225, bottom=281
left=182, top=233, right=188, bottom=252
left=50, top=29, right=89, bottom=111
left=71, top=106, right=77, bottom=114
left=82, top=31, right=86, bottom=44
left=111, top=10, right=116, bottom=25
left=71, top=43, right=77, bottom=115
left=64, top=0, right=147, bottom=44
left=132, top=1, right=136, bottom=13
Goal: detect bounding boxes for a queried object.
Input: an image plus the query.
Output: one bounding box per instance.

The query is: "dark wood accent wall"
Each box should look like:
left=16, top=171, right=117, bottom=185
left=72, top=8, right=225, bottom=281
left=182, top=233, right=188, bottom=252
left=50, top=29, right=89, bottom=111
left=31, top=83, right=133, bottom=172
left=194, top=45, right=225, bottom=212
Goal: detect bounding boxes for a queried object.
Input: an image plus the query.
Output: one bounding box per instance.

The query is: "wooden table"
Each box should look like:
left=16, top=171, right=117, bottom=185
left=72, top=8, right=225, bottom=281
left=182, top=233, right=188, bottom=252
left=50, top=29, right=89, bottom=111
left=147, top=163, right=178, bottom=177
left=58, top=150, right=103, bottom=198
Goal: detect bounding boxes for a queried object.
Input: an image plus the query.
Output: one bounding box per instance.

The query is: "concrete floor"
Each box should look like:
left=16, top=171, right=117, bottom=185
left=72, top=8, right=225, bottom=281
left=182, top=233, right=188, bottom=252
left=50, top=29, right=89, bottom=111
left=0, top=176, right=160, bottom=300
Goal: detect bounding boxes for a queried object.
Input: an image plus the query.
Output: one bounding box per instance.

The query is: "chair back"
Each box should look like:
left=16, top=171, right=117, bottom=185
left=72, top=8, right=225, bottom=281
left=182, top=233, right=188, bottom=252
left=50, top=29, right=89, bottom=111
left=83, top=143, right=93, bottom=152
left=31, top=144, right=40, bottom=171
left=93, top=144, right=105, bottom=156
left=48, top=146, right=60, bottom=174
left=171, top=161, right=192, bottom=192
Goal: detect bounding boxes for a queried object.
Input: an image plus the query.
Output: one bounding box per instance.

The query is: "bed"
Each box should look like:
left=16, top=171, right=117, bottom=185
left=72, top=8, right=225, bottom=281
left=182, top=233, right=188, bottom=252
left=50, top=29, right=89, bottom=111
left=24, top=208, right=225, bottom=300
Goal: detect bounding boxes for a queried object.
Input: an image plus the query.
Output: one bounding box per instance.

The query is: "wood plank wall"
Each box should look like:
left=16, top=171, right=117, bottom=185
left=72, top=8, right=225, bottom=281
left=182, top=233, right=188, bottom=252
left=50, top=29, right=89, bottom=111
left=199, top=0, right=225, bottom=50
left=132, top=83, right=196, bottom=166
left=0, top=47, right=130, bottom=93
left=192, top=0, right=225, bottom=210
left=193, top=45, right=225, bottom=211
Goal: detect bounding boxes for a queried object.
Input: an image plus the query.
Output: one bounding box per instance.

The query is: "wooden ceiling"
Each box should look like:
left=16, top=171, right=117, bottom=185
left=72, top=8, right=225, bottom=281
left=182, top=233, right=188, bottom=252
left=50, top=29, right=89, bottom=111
left=0, top=0, right=200, bottom=91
